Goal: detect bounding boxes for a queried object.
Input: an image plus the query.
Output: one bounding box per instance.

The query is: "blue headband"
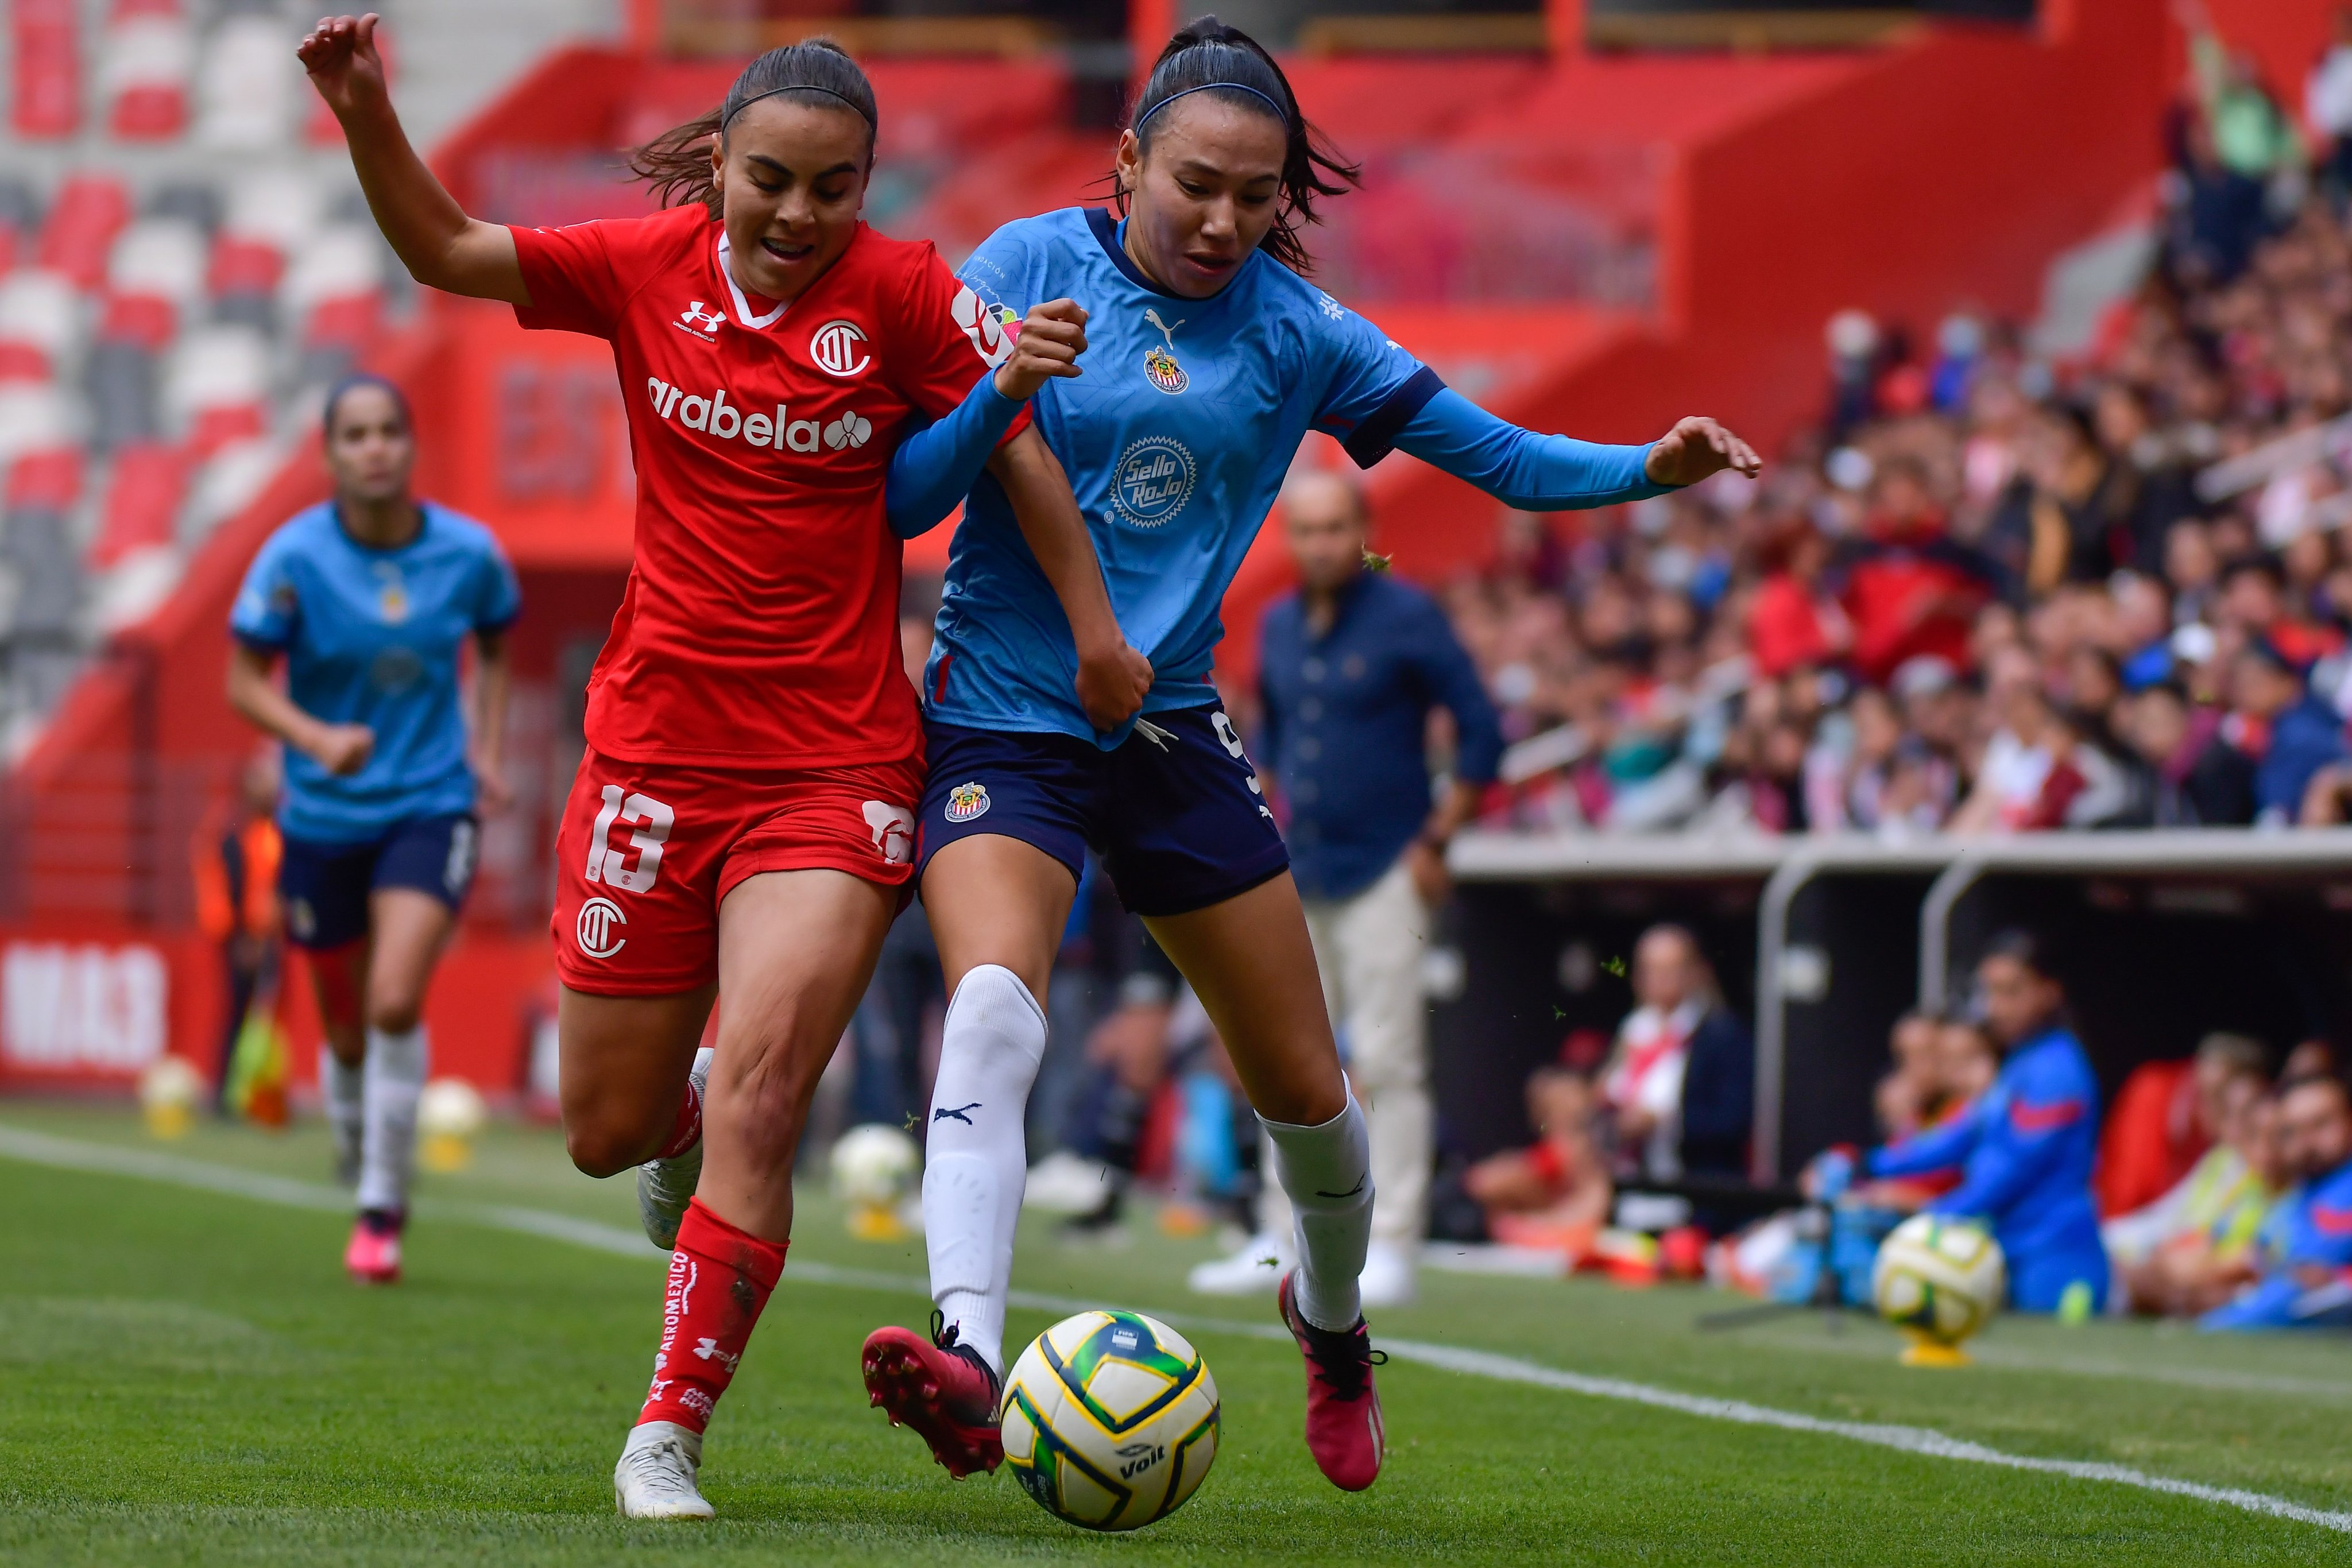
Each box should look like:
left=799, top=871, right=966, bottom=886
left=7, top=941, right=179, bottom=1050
left=1136, top=80, right=1287, bottom=130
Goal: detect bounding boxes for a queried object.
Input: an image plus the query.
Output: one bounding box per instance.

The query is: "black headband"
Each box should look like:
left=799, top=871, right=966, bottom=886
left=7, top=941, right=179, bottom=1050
left=1137, top=80, right=1286, bottom=130
left=722, top=83, right=874, bottom=130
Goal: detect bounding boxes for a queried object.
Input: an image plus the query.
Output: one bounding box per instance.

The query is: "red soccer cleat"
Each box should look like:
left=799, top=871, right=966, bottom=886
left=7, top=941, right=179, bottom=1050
left=860, top=1313, right=1003, bottom=1478
left=1278, top=1269, right=1386, bottom=1492
left=343, top=1214, right=402, bottom=1284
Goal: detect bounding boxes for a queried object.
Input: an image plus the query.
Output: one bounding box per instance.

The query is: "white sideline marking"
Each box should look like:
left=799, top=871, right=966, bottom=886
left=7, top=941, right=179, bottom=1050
left=5, top=1124, right=2349, bottom=1536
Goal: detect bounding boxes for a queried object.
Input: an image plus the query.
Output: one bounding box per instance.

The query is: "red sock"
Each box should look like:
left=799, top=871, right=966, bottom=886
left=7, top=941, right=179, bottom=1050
left=637, top=1198, right=787, bottom=1434
left=654, top=1072, right=705, bottom=1160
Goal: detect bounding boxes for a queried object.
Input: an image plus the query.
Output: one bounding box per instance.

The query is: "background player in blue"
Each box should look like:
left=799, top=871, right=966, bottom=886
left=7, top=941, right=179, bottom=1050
left=860, top=17, right=1760, bottom=1494
left=226, top=374, right=519, bottom=1287
left=1810, top=931, right=2110, bottom=1314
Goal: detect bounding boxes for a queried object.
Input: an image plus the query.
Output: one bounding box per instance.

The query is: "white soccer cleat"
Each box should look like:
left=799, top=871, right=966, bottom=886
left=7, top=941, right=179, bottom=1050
left=614, top=1420, right=714, bottom=1520
left=1358, top=1239, right=1419, bottom=1309
left=636, top=1047, right=713, bottom=1250
left=1187, top=1231, right=1290, bottom=1295
left=1021, top=1150, right=1115, bottom=1215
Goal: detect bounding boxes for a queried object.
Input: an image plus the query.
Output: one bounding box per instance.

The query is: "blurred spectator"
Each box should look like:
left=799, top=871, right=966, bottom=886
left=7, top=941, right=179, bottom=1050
left=2117, top=680, right=2257, bottom=825
left=2226, top=638, right=2348, bottom=824
left=2310, top=7, right=2352, bottom=202
left=2202, top=1072, right=2352, bottom=1329
left=1196, top=469, right=1503, bottom=1308
left=1874, top=1010, right=1941, bottom=1140
left=1599, top=924, right=1754, bottom=1184
left=2096, top=1031, right=2270, bottom=1217
left=1813, top=931, right=2107, bottom=1313
left=1461, top=1067, right=1612, bottom=1253
left=191, top=748, right=281, bottom=1113
left=1747, top=518, right=1848, bottom=679
left=2108, top=1068, right=2277, bottom=1314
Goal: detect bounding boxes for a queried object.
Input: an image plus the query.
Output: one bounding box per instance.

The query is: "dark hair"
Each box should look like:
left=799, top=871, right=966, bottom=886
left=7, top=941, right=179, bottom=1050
left=321, top=373, right=411, bottom=439
left=628, top=40, right=878, bottom=216
left=2219, top=550, right=2284, bottom=587
left=1979, top=927, right=2056, bottom=982
left=1116, top=16, right=1359, bottom=276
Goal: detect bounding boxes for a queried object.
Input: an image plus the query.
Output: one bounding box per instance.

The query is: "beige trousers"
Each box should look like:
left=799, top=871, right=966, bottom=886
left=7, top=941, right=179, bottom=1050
left=1260, top=858, right=1432, bottom=1249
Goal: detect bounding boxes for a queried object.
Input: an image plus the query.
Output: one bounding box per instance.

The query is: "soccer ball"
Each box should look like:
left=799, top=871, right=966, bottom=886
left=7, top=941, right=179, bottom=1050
left=829, top=1123, right=918, bottom=1206
left=1871, top=1213, right=2005, bottom=1345
left=1000, top=1310, right=1220, bottom=1531
left=417, top=1079, right=488, bottom=1172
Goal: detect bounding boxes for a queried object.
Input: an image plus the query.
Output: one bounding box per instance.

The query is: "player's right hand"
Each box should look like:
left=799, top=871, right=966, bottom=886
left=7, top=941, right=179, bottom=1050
left=1075, top=640, right=1152, bottom=733
left=993, top=300, right=1088, bottom=402
left=297, top=13, right=390, bottom=118
left=311, top=722, right=376, bottom=776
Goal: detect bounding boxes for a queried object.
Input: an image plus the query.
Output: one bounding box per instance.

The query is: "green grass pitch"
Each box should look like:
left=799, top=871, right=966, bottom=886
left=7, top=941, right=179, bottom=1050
left=3, top=1104, right=2351, bottom=1565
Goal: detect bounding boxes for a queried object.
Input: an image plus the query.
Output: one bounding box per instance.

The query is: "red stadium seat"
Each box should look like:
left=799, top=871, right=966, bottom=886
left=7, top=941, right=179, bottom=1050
left=208, top=235, right=286, bottom=298
left=93, top=442, right=189, bottom=568
left=37, top=176, right=134, bottom=290
left=5, top=447, right=84, bottom=513
left=10, top=0, right=80, bottom=140
left=101, top=0, right=192, bottom=142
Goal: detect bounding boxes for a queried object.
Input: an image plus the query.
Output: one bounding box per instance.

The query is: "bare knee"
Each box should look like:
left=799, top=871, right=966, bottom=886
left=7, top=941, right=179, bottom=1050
left=566, top=1113, right=654, bottom=1179
left=366, top=997, right=423, bottom=1035
left=707, top=1027, right=827, bottom=1161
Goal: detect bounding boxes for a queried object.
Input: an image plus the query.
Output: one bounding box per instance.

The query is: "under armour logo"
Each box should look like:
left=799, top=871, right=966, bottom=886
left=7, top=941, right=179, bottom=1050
left=691, top=1337, right=740, bottom=1372
left=934, top=1102, right=981, bottom=1125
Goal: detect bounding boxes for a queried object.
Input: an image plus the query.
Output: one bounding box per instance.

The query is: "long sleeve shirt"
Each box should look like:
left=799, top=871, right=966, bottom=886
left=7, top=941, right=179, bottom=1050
left=1867, top=1026, right=2104, bottom=1274
left=1257, top=572, right=1503, bottom=901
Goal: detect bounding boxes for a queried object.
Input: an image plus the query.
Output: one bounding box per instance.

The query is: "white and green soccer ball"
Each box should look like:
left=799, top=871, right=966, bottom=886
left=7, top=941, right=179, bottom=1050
left=827, top=1122, right=919, bottom=1208
left=1000, top=1310, right=1220, bottom=1532
left=1872, top=1213, right=2006, bottom=1344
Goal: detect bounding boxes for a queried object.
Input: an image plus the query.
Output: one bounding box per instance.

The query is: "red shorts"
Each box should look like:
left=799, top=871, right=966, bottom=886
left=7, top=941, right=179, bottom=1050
left=551, top=744, right=923, bottom=996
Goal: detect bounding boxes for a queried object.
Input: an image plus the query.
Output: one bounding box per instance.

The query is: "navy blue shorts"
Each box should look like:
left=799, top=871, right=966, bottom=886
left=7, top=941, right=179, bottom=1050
left=279, top=814, right=479, bottom=950
left=916, top=706, right=1289, bottom=918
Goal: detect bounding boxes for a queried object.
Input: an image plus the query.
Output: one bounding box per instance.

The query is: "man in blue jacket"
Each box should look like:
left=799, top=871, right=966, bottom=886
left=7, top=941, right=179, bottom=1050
left=2203, top=1072, right=2352, bottom=1330
left=2231, top=638, right=2348, bottom=824
left=1190, top=470, right=1503, bottom=1309
left=1819, top=931, right=2108, bottom=1312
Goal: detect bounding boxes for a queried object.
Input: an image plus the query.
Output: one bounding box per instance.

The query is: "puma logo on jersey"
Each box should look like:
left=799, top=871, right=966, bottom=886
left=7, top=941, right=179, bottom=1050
left=644, top=377, right=864, bottom=454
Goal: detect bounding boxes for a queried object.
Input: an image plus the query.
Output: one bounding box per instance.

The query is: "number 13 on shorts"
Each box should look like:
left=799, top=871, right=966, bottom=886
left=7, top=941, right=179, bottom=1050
left=586, top=785, right=675, bottom=893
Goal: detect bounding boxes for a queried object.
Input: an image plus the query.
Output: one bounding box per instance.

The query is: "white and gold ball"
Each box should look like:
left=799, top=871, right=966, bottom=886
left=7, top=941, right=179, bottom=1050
left=1872, top=1213, right=2005, bottom=1345
left=1000, top=1310, right=1220, bottom=1532
left=828, top=1122, right=919, bottom=1207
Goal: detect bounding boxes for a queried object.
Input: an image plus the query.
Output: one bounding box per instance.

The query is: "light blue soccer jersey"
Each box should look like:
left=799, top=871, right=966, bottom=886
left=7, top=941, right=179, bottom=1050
left=231, top=502, right=520, bottom=843
left=925, top=207, right=1438, bottom=748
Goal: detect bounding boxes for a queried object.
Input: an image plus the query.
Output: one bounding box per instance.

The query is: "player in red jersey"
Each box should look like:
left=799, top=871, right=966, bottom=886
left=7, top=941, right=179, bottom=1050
left=300, top=15, right=1107, bottom=1519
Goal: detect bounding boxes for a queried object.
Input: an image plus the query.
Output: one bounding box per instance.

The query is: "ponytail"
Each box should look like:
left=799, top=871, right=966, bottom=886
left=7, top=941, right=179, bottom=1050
left=628, top=38, right=879, bottom=216
left=1119, top=15, right=1359, bottom=275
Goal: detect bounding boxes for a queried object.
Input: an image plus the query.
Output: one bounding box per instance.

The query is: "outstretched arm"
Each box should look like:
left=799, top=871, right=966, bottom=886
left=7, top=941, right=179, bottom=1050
left=987, top=430, right=1154, bottom=733
left=299, top=14, right=525, bottom=304
left=887, top=300, right=1090, bottom=539
left=1391, top=389, right=1758, bottom=509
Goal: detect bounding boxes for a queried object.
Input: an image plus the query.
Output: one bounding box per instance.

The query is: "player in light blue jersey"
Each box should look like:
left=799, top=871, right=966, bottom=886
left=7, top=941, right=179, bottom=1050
left=227, top=374, right=519, bottom=1285
left=858, top=16, right=1758, bottom=1492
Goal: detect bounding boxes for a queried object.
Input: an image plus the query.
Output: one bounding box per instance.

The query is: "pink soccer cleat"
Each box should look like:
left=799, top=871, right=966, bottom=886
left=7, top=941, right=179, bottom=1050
left=1278, top=1269, right=1386, bottom=1492
left=344, top=1214, right=402, bottom=1284
left=860, top=1314, right=1003, bottom=1478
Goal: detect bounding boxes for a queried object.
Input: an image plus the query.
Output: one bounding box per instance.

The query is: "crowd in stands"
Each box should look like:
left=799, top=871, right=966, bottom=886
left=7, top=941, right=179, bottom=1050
left=1, top=0, right=388, bottom=757
left=1440, top=13, right=2352, bottom=837
left=1445, top=920, right=2352, bottom=1327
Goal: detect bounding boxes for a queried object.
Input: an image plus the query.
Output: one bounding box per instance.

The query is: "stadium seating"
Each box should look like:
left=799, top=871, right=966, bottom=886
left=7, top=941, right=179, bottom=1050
left=0, top=5, right=373, bottom=758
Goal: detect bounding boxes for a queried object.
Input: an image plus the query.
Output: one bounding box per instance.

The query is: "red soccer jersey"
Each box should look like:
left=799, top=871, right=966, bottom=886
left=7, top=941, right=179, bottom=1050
left=510, top=204, right=1018, bottom=768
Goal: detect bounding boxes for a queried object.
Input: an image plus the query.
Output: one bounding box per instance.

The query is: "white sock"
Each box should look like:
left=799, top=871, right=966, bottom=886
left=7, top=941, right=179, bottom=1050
left=1263, top=1094, right=1374, bottom=1332
left=356, top=1025, right=427, bottom=1215
left=922, top=965, right=1047, bottom=1376
left=322, top=1047, right=364, bottom=1175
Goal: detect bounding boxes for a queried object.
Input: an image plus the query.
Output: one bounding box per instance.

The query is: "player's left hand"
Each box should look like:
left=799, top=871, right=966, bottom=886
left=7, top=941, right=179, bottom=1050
left=1643, top=416, right=1761, bottom=487
left=994, top=300, right=1088, bottom=401
left=1404, top=836, right=1450, bottom=908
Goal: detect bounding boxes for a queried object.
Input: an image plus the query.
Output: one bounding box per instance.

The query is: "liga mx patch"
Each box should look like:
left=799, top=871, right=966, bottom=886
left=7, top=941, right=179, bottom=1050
left=944, top=781, right=991, bottom=823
